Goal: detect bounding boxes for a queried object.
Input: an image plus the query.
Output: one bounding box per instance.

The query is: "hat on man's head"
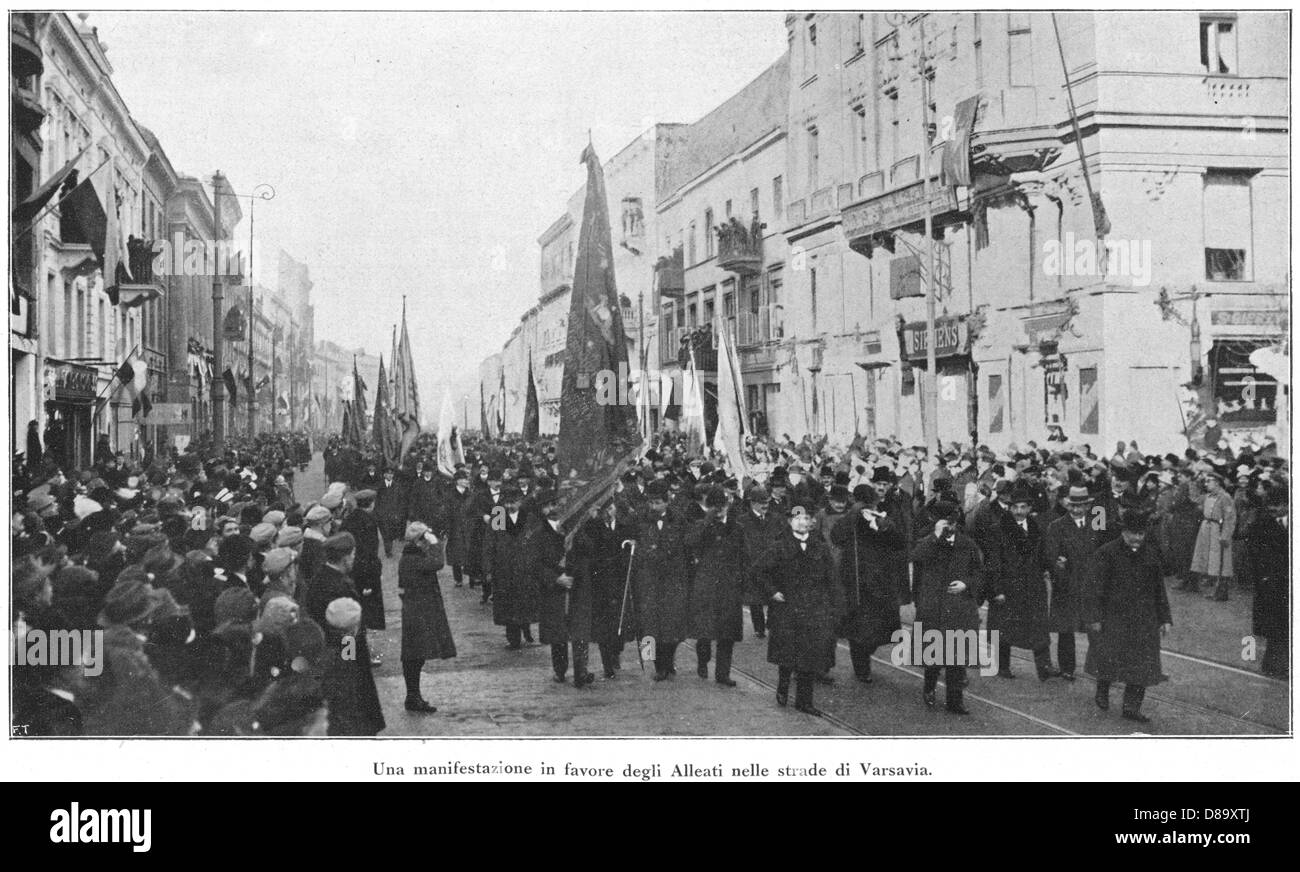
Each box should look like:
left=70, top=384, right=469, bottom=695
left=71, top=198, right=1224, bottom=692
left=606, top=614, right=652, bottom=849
left=322, top=532, right=357, bottom=562
left=275, top=526, right=304, bottom=548
left=304, top=505, right=332, bottom=524
left=98, top=575, right=162, bottom=628
left=319, top=491, right=343, bottom=511
left=353, top=489, right=376, bottom=507
left=325, top=597, right=362, bottom=631
left=1065, top=485, right=1094, bottom=506
left=262, top=510, right=286, bottom=528
left=250, top=523, right=278, bottom=546
left=262, top=547, right=297, bottom=577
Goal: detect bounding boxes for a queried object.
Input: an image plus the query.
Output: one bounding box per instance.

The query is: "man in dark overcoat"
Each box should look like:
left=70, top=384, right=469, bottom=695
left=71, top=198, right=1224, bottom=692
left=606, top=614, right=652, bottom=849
left=986, top=480, right=1054, bottom=680
left=870, top=466, right=914, bottom=606
left=911, top=500, right=983, bottom=714
left=483, top=485, right=536, bottom=648
left=686, top=486, right=745, bottom=687
left=755, top=501, right=837, bottom=716
left=533, top=490, right=592, bottom=686
left=831, top=486, right=905, bottom=683
left=572, top=499, right=637, bottom=679
left=340, top=490, right=385, bottom=640
left=632, top=480, right=690, bottom=680
left=1085, top=509, right=1173, bottom=724
left=736, top=484, right=785, bottom=639
left=374, top=467, right=407, bottom=558
left=1041, top=484, right=1102, bottom=680
left=444, top=468, right=475, bottom=587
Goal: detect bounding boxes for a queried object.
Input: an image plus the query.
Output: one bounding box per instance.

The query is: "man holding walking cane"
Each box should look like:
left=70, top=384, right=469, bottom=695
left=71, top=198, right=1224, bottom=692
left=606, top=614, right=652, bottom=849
left=572, top=499, right=639, bottom=680
left=534, top=490, right=594, bottom=687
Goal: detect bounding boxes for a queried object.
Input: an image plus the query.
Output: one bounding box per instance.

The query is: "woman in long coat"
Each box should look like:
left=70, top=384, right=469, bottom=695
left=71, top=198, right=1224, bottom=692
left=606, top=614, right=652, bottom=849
left=397, top=522, right=455, bottom=713
left=685, top=493, right=745, bottom=684
left=1085, top=514, right=1172, bottom=722
left=756, top=505, right=837, bottom=713
left=985, top=483, right=1053, bottom=678
left=831, top=492, right=905, bottom=682
left=1189, top=473, right=1236, bottom=600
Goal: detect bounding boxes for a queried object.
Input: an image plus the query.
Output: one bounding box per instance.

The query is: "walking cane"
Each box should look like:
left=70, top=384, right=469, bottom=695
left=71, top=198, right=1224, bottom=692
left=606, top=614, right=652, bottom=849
left=617, top=540, right=643, bottom=671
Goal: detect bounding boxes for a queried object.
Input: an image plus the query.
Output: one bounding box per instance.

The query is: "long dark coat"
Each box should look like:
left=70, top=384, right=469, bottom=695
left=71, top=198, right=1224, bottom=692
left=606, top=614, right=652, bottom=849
left=911, top=531, right=984, bottom=637
left=443, top=485, right=475, bottom=566
left=757, top=533, right=837, bottom=673
left=831, top=511, right=904, bottom=649
left=465, top=488, right=503, bottom=578
left=307, top=563, right=385, bottom=736
left=375, top=476, right=408, bottom=544
left=535, top=521, right=591, bottom=644
left=1156, top=482, right=1201, bottom=575
left=1084, top=538, right=1171, bottom=686
left=484, top=509, right=538, bottom=626
left=736, top=506, right=786, bottom=605
left=1248, top=514, right=1288, bottom=641
left=405, top=477, right=447, bottom=530
left=1042, top=513, right=1103, bottom=634
left=572, top=513, right=637, bottom=643
left=880, top=488, right=915, bottom=605
left=341, top=508, right=385, bottom=630
left=398, top=541, right=456, bottom=661
left=632, top=510, right=691, bottom=646
left=685, top=512, right=745, bottom=642
left=986, top=513, right=1050, bottom=650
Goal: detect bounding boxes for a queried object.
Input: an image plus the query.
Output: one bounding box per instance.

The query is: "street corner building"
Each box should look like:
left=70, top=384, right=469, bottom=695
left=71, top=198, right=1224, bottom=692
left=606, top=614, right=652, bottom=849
left=480, top=12, right=1289, bottom=458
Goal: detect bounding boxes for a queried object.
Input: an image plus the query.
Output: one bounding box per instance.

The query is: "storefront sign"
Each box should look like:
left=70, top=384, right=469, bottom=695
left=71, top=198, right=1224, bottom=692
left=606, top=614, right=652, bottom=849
left=1210, top=309, right=1288, bottom=330
left=142, top=403, right=191, bottom=426
left=842, top=180, right=959, bottom=240
left=902, top=315, right=966, bottom=362
left=49, top=362, right=97, bottom=403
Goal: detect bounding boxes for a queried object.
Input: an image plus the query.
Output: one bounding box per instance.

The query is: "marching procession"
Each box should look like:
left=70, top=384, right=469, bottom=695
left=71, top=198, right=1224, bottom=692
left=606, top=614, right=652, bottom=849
left=6, top=12, right=1291, bottom=746
left=9, top=420, right=1290, bottom=736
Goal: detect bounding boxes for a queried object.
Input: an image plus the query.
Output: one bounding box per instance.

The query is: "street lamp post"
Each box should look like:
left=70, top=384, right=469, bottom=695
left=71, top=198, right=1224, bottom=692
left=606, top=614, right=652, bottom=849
left=210, top=171, right=228, bottom=455
left=243, top=183, right=276, bottom=438
left=887, top=12, right=940, bottom=457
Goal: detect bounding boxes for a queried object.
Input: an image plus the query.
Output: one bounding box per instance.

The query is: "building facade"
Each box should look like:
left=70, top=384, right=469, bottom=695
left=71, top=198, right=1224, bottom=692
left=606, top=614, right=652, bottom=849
left=781, top=11, right=1287, bottom=454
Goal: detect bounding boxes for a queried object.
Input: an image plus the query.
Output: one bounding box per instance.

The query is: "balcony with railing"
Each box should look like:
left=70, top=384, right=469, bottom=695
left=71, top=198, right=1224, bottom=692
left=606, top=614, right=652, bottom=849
left=735, top=304, right=784, bottom=347
left=715, top=217, right=764, bottom=276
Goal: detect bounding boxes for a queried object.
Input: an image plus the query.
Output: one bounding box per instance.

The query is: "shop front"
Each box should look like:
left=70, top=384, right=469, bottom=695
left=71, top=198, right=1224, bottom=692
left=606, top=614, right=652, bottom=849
left=898, top=314, right=974, bottom=446
left=43, top=359, right=96, bottom=471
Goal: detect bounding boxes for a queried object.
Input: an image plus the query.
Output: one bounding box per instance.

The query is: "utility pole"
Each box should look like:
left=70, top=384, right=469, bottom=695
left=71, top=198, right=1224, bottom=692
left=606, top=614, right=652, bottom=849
left=918, top=13, right=940, bottom=457
left=210, top=171, right=227, bottom=455
left=247, top=285, right=257, bottom=437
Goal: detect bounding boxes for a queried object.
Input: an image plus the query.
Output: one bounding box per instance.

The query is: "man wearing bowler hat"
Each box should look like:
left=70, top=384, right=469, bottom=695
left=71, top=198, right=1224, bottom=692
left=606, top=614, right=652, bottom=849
left=1042, top=484, right=1103, bottom=680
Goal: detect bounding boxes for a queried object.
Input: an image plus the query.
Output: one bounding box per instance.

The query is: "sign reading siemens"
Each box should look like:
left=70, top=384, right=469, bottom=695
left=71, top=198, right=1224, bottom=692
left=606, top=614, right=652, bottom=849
left=902, top=316, right=966, bottom=362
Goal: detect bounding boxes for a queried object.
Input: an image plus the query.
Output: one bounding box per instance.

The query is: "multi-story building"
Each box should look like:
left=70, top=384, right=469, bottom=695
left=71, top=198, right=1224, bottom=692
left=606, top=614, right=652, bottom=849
left=781, top=11, right=1288, bottom=453
left=312, top=339, right=381, bottom=437
left=655, top=52, right=791, bottom=438
left=10, top=12, right=46, bottom=462
left=163, top=174, right=241, bottom=444
left=491, top=124, right=688, bottom=436
left=278, top=250, right=316, bottom=432
left=34, top=13, right=159, bottom=466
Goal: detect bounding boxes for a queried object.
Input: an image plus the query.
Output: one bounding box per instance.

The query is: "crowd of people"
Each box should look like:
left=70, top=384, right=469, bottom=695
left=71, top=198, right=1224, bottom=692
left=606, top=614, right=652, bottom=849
left=9, top=423, right=1289, bottom=736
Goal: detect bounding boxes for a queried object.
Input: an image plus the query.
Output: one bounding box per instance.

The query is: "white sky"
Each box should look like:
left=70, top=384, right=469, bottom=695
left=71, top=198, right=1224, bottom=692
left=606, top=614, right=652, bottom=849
left=93, top=10, right=788, bottom=399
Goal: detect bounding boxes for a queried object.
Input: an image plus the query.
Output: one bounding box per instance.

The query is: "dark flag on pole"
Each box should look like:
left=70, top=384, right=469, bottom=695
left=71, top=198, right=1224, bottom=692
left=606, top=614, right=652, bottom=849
left=373, top=355, right=399, bottom=467
left=522, top=353, right=540, bottom=442
left=555, top=142, right=643, bottom=527
left=480, top=382, right=491, bottom=442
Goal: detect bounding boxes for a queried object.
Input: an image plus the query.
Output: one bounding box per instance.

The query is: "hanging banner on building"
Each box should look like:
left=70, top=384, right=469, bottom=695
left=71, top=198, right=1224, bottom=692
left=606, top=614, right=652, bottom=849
left=901, top=315, right=967, bottom=362
left=223, top=305, right=246, bottom=341
left=842, top=179, right=959, bottom=240
left=141, top=403, right=191, bottom=426
left=49, top=362, right=97, bottom=403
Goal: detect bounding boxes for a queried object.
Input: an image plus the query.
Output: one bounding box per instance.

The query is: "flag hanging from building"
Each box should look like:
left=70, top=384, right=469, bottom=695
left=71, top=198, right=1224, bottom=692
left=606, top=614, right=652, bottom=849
left=713, top=326, right=749, bottom=482
left=555, top=142, right=643, bottom=526
left=941, top=95, right=981, bottom=188
left=114, top=348, right=152, bottom=420
left=522, top=353, right=540, bottom=442
left=480, top=382, right=491, bottom=441
left=223, top=368, right=238, bottom=406
left=373, top=355, right=399, bottom=467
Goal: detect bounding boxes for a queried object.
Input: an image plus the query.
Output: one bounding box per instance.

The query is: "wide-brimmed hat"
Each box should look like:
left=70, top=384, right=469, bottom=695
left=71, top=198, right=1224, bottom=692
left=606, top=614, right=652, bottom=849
left=98, top=576, right=163, bottom=627
left=1064, top=485, right=1094, bottom=506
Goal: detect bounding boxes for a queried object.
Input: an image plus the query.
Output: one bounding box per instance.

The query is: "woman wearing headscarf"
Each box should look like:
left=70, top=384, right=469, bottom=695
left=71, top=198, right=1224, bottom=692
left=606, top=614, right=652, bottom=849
left=397, top=521, right=456, bottom=713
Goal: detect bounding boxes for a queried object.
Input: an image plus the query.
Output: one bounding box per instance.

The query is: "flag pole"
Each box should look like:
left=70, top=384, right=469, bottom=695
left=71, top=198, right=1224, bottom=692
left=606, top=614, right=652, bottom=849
left=12, top=154, right=112, bottom=244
